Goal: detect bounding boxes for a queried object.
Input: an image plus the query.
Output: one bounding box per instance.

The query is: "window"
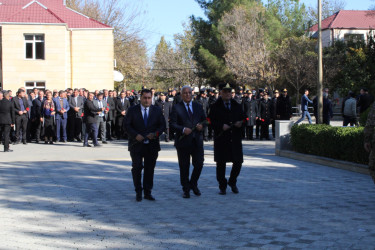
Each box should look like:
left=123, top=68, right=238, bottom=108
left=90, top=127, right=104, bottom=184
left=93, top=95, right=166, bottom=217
left=25, top=81, right=46, bottom=94
left=344, top=34, right=365, bottom=43
left=25, top=34, right=45, bottom=60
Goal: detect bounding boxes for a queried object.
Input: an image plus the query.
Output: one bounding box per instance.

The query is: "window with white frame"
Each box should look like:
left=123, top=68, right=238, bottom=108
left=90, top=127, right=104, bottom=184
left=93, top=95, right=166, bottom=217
left=344, top=34, right=365, bottom=43
left=25, top=81, right=46, bottom=94
left=24, top=34, right=45, bottom=60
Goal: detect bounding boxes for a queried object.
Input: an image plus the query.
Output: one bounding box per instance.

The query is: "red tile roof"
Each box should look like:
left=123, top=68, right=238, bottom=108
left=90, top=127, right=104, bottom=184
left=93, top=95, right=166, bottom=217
left=0, top=0, right=112, bottom=29
left=310, top=10, right=375, bottom=32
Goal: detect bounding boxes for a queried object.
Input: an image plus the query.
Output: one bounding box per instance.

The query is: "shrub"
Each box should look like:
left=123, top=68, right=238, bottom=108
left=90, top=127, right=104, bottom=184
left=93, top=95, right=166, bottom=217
left=290, top=124, right=369, bottom=165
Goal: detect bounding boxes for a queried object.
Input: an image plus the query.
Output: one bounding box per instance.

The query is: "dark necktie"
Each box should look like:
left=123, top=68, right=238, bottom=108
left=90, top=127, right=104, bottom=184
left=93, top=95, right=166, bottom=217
left=187, top=103, right=193, bottom=121
left=226, top=102, right=230, bottom=110
left=143, top=108, right=148, bottom=127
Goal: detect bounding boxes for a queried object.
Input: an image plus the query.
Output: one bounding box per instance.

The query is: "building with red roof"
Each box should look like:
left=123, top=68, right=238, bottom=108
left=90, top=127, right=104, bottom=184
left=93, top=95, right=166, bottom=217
left=309, top=10, right=375, bottom=47
left=0, top=0, right=114, bottom=92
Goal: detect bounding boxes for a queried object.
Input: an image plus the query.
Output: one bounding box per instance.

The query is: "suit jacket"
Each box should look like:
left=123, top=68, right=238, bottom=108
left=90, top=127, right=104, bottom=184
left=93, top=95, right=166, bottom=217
left=116, top=98, right=131, bottom=117
left=0, top=99, right=15, bottom=125
left=93, top=99, right=108, bottom=121
left=84, top=99, right=102, bottom=124
left=55, top=98, right=70, bottom=120
left=68, top=95, right=84, bottom=118
left=124, top=104, right=166, bottom=152
left=104, top=96, right=115, bottom=121
left=12, top=97, right=29, bottom=116
left=32, top=97, right=45, bottom=119
left=170, top=101, right=206, bottom=148
left=155, top=99, right=172, bottom=128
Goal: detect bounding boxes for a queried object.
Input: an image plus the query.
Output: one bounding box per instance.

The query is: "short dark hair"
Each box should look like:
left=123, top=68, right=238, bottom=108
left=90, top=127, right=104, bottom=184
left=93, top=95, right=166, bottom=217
left=349, top=91, right=356, bottom=98
left=304, top=89, right=309, bottom=93
left=141, top=89, right=152, bottom=96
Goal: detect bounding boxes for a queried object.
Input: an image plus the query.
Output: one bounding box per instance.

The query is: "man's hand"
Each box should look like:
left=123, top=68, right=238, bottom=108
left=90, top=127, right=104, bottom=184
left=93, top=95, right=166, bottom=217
left=234, top=121, right=243, bottom=128
left=23, top=110, right=27, bottom=114
left=364, top=143, right=372, bottom=153
left=97, top=111, right=101, bottom=115
left=223, top=124, right=231, bottom=131
left=121, top=111, right=126, bottom=116
left=18, top=111, right=23, bottom=115
left=74, top=107, right=80, bottom=112
left=183, top=128, right=192, bottom=135
left=196, top=123, right=203, bottom=131
left=146, top=133, right=155, bottom=140
left=11, top=124, right=14, bottom=128
left=40, top=118, right=43, bottom=122
left=136, top=134, right=144, bottom=142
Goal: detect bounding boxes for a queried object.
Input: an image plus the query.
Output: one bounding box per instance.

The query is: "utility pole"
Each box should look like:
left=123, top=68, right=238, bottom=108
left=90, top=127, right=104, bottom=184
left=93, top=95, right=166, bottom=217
left=317, top=0, right=323, bottom=124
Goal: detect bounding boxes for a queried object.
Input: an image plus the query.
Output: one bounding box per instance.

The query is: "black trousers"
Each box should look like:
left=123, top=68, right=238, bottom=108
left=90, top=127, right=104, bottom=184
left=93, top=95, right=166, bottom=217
left=15, top=114, right=28, bottom=142
left=260, top=124, right=270, bottom=139
left=130, top=144, right=158, bottom=194
left=34, top=119, right=43, bottom=141
left=106, top=119, right=113, bottom=139
left=68, top=116, right=82, bottom=140
left=216, top=161, right=242, bottom=190
left=176, top=142, right=204, bottom=192
left=255, top=119, right=261, bottom=138
left=116, top=116, right=125, bottom=139
left=246, top=126, right=254, bottom=139
left=0, top=124, right=11, bottom=151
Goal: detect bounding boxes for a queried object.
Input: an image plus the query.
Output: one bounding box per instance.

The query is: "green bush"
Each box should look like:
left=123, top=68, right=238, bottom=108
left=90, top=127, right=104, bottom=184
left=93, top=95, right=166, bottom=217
left=290, top=124, right=369, bottom=165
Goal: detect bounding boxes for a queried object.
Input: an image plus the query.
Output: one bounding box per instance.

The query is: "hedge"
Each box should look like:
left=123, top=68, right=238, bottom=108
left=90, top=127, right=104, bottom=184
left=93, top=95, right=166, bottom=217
left=290, top=124, right=369, bottom=165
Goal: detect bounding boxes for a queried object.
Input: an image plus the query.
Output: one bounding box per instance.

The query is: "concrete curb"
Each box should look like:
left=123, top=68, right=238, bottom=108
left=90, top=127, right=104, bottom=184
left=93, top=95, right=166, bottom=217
left=277, top=150, right=370, bottom=175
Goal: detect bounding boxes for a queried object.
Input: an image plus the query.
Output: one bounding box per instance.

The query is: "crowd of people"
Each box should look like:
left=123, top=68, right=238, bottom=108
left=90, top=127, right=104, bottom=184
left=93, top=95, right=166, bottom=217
left=0, top=85, right=373, bottom=153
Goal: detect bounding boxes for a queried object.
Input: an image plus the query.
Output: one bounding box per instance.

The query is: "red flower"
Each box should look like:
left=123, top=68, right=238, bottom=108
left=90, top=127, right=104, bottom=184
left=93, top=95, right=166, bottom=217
left=26, top=107, right=30, bottom=112
left=155, top=131, right=160, bottom=137
left=81, top=113, right=84, bottom=117
left=206, top=117, right=211, bottom=125
left=50, top=108, right=54, bottom=112
left=106, top=107, right=109, bottom=111
left=261, top=119, right=265, bottom=122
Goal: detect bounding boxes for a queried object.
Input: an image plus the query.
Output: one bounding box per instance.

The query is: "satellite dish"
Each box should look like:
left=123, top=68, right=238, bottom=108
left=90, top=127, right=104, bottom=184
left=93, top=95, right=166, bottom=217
left=114, top=70, right=124, bottom=82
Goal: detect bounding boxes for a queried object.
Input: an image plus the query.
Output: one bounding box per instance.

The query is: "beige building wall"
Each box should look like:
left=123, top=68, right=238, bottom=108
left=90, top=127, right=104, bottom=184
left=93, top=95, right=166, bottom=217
left=1, top=24, right=68, bottom=93
left=1, top=25, right=114, bottom=93
left=70, top=29, right=114, bottom=90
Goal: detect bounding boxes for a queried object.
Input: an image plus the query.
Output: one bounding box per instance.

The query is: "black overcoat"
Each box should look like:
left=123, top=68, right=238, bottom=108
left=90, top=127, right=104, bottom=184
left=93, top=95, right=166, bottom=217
left=208, top=97, right=246, bottom=163
left=242, top=97, right=258, bottom=126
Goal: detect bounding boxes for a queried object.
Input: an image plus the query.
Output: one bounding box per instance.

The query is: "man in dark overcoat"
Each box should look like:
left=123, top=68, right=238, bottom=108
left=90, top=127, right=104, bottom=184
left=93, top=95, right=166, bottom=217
left=155, top=92, right=172, bottom=142
left=208, top=83, right=246, bottom=195
left=242, top=90, right=258, bottom=140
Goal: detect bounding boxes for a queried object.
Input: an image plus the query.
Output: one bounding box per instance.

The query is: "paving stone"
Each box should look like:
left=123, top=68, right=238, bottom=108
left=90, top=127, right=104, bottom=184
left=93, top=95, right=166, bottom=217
left=1, top=140, right=375, bottom=249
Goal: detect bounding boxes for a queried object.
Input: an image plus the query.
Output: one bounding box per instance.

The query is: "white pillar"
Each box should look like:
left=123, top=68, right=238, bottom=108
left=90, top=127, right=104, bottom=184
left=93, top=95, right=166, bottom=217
left=275, top=120, right=295, bottom=155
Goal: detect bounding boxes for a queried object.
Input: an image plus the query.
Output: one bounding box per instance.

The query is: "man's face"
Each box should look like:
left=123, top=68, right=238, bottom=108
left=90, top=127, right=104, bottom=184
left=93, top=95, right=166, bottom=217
left=30, top=93, right=35, bottom=99
left=231, top=92, right=235, bottom=98
left=283, top=92, right=287, bottom=97
left=39, top=91, right=44, bottom=99
left=0, top=93, right=3, bottom=100
left=19, top=91, right=25, bottom=98
left=275, top=93, right=279, bottom=98
left=59, top=93, right=64, bottom=98
left=104, top=90, right=109, bottom=97
left=141, top=92, right=152, bottom=107
left=74, top=90, right=79, bottom=96
left=33, top=89, right=38, bottom=95
left=120, top=93, right=126, bottom=99
left=181, top=88, right=192, bottom=103
left=305, top=91, right=309, bottom=96
left=360, top=89, right=365, bottom=95
left=160, top=95, right=166, bottom=102
left=109, top=91, right=113, bottom=97
left=98, top=95, right=103, bottom=101
left=172, top=90, right=176, bottom=96
left=88, top=93, right=94, bottom=101
left=79, top=90, right=84, bottom=96
left=221, top=89, right=232, bottom=101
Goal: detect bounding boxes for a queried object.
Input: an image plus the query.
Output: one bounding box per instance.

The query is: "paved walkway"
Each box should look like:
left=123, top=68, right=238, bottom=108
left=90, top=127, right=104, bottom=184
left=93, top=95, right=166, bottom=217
left=0, top=140, right=374, bottom=249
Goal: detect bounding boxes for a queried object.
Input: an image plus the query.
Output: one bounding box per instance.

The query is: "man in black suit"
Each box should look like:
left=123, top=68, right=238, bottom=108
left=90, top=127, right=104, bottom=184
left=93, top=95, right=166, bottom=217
left=155, top=92, right=172, bottom=142
left=68, top=88, right=84, bottom=142
left=116, top=91, right=130, bottom=140
left=12, top=89, right=29, bottom=144
left=31, top=90, right=45, bottom=143
left=208, top=83, right=246, bottom=195
left=124, top=89, right=166, bottom=202
left=103, top=89, right=116, bottom=140
left=83, top=92, right=104, bottom=147
left=170, top=86, right=206, bottom=198
left=0, top=91, right=15, bottom=152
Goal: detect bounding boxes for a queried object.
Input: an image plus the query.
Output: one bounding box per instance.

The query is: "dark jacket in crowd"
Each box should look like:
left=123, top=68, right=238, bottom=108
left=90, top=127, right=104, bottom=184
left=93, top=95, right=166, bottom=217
left=276, top=95, right=292, bottom=120
left=242, top=97, right=258, bottom=126
left=84, top=99, right=102, bottom=124
left=258, top=97, right=273, bottom=124
left=0, top=98, right=15, bottom=125
left=358, top=93, right=374, bottom=114
left=155, top=99, right=172, bottom=129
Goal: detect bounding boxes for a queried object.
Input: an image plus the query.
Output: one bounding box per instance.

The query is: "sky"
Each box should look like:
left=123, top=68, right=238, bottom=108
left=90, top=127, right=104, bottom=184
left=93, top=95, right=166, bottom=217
left=139, top=0, right=375, bottom=54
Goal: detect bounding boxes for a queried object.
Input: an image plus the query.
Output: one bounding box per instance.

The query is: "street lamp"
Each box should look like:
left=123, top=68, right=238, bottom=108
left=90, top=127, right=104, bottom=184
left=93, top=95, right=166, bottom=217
left=317, top=0, right=323, bottom=124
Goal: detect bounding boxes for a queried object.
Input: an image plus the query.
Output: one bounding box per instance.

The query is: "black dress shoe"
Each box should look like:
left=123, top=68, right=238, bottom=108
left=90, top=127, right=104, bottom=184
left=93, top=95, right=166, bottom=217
left=191, top=186, right=201, bottom=196
left=94, top=144, right=101, bottom=147
left=4, top=149, right=13, bottom=152
left=13, top=141, right=20, bottom=145
left=76, top=138, right=82, bottom=142
left=144, top=194, right=156, bottom=201
left=102, top=141, right=108, bottom=144
left=219, top=189, right=226, bottom=195
left=136, top=193, right=142, bottom=202
left=49, top=141, right=53, bottom=144
left=83, top=144, right=91, bottom=147
left=183, top=191, right=190, bottom=198
left=229, top=184, right=239, bottom=194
